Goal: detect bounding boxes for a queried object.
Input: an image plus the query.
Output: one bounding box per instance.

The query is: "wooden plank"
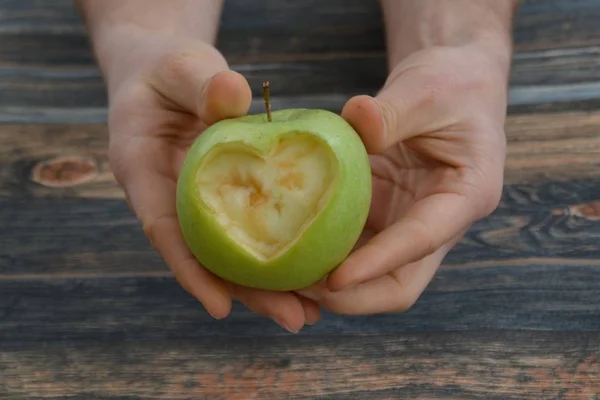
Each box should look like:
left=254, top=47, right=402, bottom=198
left=1, top=183, right=599, bottom=336
left=0, top=66, right=107, bottom=109
left=2, top=179, right=600, bottom=277
left=2, top=0, right=600, bottom=66
left=1, top=111, right=599, bottom=276
left=1, top=180, right=599, bottom=336
left=1, top=332, right=599, bottom=399
left=0, top=262, right=599, bottom=344
left=503, top=111, right=600, bottom=184
left=2, top=110, right=600, bottom=199
left=0, top=123, right=118, bottom=198
left=2, top=2, right=598, bottom=398
left=0, top=199, right=163, bottom=276
left=3, top=92, right=600, bottom=125
left=3, top=47, right=600, bottom=110
left=2, top=0, right=600, bottom=121
left=511, top=46, right=600, bottom=86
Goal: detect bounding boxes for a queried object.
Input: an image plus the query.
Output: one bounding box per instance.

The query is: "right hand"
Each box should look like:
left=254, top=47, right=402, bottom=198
left=107, top=39, right=321, bottom=333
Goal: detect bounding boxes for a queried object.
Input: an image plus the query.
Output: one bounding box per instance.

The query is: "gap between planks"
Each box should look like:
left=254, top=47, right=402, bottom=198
left=1, top=257, right=600, bottom=282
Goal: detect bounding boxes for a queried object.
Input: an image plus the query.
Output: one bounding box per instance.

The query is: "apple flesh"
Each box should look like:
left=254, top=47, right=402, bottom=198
left=176, top=108, right=371, bottom=291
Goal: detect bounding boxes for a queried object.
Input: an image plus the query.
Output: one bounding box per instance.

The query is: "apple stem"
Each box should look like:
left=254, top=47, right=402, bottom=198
left=262, top=81, right=272, bottom=122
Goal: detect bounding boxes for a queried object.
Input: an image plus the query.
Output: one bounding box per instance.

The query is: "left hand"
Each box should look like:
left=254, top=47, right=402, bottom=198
left=297, top=41, right=509, bottom=315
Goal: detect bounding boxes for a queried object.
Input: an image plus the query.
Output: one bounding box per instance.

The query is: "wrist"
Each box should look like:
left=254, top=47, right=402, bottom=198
left=382, top=0, right=519, bottom=71
left=85, top=29, right=195, bottom=97
left=76, top=0, right=223, bottom=96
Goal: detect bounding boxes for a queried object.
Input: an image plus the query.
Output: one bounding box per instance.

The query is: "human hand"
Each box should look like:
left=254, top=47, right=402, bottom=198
left=105, top=39, right=321, bottom=332
left=297, top=40, right=510, bottom=314
left=76, top=0, right=321, bottom=333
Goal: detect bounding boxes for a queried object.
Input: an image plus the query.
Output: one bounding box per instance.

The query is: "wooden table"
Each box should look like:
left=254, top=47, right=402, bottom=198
left=2, top=1, right=600, bottom=398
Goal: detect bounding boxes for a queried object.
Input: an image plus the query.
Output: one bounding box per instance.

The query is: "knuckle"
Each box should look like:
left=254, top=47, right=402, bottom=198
left=458, top=65, right=495, bottom=94
left=156, top=50, right=196, bottom=82
left=153, top=45, right=226, bottom=84
left=142, top=217, right=160, bottom=250
left=406, top=216, right=438, bottom=257
left=416, top=67, right=495, bottom=109
left=141, top=215, right=172, bottom=252
left=415, top=70, right=452, bottom=109
left=466, top=166, right=504, bottom=219
left=400, top=47, right=501, bottom=109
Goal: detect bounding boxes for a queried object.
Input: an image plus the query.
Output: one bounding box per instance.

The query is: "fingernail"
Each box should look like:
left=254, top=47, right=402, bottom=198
left=208, top=310, right=225, bottom=320
left=272, top=317, right=299, bottom=334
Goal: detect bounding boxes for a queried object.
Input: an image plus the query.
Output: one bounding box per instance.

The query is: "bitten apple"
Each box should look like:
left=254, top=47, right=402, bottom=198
left=176, top=85, right=371, bottom=291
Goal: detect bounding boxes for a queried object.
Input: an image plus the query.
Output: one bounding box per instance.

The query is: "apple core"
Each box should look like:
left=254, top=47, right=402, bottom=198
left=196, top=133, right=339, bottom=261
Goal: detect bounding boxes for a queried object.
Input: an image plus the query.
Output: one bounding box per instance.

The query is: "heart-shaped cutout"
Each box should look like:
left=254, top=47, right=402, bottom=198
left=196, top=134, right=339, bottom=261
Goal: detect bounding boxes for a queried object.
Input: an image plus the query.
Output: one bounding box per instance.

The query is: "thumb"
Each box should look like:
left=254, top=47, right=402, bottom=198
left=341, top=67, right=459, bottom=154
left=148, top=45, right=252, bottom=125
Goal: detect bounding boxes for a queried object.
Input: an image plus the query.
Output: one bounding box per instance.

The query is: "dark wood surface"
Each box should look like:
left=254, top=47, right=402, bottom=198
left=2, top=0, right=600, bottom=399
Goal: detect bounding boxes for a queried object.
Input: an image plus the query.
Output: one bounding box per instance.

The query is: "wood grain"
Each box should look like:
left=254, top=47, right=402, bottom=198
left=0, top=123, right=118, bottom=198
left=1, top=190, right=600, bottom=342
left=2, top=110, right=599, bottom=200
left=3, top=0, right=600, bottom=122
left=2, top=175, right=600, bottom=277
left=0, top=261, right=599, bottom=341
left=3, top=47, right=600, bottom=109
left=2, top=0, right=600, bottom=398
left=0, top=198, right=162, bottom=276
left=1, top=333, right=599, bottom=399
left=2, top=0, right=600, bottom=65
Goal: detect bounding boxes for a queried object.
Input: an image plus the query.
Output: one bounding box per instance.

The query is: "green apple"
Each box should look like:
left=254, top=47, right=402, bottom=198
left=176, top=105, right=371, bottom=291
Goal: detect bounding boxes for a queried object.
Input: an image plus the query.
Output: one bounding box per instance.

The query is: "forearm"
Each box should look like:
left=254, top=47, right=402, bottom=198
left=75, top=0, right=223, bottom=93
left=381, top=0, right=520, bottom=69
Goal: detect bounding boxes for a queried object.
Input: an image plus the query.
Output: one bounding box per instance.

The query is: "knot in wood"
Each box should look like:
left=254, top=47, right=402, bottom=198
left=569, top=202, right=600, bottom=220
left=31, top=156, right=98, bottom=188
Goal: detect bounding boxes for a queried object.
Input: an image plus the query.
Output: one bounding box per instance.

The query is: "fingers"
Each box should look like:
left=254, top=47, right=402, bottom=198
left=327, top=191, right=474, bottom=292
left=297, top=294, right=322, bottom=325
left=341, top=83, right=455, bottom=154
left=123, top=156, right=321, bottom=330
left=148, top=46, right=252, bottom=124
left=341, top=56, right=487, bottom=154
left=229, top=286, right=310, bottom=333
left=319, top=242, right=452, bottom=315
left=145, top=216, right=232, bottom=319
left=123, top=159, right=233, bottom=319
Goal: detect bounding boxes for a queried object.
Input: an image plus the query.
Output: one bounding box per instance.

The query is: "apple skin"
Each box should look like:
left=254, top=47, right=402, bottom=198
left=176, top=108, right=372, bottom=291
